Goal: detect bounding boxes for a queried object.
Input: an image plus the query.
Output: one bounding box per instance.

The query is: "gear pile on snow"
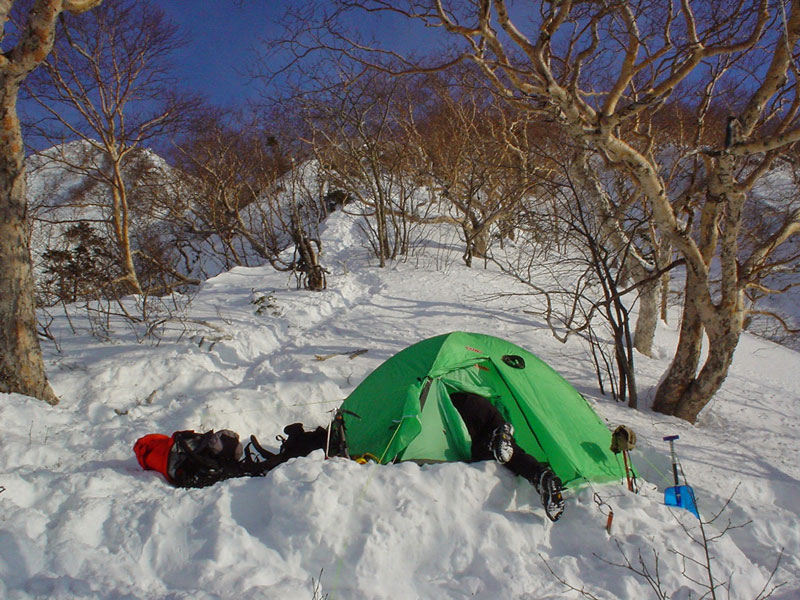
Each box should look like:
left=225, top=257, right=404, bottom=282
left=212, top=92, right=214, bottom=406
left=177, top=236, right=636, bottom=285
left=134, top=332, right=640, bottom=523
left=134, top=425, right=328, bottom=488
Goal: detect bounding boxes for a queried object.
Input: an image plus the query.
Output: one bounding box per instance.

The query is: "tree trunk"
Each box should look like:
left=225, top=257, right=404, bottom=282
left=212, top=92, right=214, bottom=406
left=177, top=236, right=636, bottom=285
left=0, top=0, right=103, bottom=405
left=633, top=279, right=659, bottom=357
left=673, top=325, right=741, bottom=423
left=671, top=264, right=746, bottom=422
left=0, top=81, right=59, bottom=404
left=660, top=270, right=670, bottom=323
left=652, top=271, right=706, bottom=416
left=462, top=217, right=489, bottom=267
left=472, top=227, right=489, bottom=259
left=110, top=159, right=142, bottom=294
left=375, top=193, right=388, bottom=268
left=658, top=242, right=673, bottom=324
left=290, top=211, right=326, bottom=291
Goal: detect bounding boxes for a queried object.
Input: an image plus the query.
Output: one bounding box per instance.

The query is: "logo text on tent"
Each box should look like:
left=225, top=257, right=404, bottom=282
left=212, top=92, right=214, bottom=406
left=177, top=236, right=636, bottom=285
left=465, top=346, right=482, bottom=354
left=475, top=364, right=490, bottom=372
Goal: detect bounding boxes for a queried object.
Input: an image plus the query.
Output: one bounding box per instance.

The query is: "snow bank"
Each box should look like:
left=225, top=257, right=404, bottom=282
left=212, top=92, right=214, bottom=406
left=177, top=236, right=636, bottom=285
left=1, top=212, right=798, bottom=599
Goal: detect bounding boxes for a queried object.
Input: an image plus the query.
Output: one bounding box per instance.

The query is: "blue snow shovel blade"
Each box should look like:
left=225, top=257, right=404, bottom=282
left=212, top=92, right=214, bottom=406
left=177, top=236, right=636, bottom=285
left=664, top=484, right=700, bottom=519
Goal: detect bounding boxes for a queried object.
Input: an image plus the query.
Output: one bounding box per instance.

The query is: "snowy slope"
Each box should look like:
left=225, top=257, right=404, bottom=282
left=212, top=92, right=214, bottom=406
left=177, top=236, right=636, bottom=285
left=1, top=212, right=798, bottom=599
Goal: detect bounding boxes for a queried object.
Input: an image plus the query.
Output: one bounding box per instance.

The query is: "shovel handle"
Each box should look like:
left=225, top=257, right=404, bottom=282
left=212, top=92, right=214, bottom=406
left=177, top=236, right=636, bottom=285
left=663, top=435, right=680, bottom=486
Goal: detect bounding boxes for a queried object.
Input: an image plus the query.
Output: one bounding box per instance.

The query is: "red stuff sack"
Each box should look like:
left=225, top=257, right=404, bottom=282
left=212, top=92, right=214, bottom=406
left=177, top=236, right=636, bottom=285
left=133, top=433, right=175, bottom=483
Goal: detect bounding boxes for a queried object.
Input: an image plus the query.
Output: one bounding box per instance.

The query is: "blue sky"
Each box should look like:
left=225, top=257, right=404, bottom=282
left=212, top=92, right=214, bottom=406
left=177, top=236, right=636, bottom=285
left=158, top=1, right=447, bottom=108
left=17, top=1, right=446, bottom=150
left=159, top=2, right=284, bottom=106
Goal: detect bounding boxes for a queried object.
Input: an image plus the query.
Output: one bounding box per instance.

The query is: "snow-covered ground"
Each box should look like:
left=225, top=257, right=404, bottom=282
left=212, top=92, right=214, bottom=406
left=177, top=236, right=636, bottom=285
left=1, top=212, right=798, bottom=599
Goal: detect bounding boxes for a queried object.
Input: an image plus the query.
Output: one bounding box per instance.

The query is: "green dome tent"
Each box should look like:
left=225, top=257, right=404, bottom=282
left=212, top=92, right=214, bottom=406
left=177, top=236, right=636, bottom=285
left=338, top=331, right=629, bottom=488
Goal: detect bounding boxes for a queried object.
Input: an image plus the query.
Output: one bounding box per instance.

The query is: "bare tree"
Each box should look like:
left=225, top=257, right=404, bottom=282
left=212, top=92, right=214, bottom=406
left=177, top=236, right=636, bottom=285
left=412, top=71, right=544, bottom=267
left=299, top=70, right=422, bottom=267
left=23, top=0, right=193, bottom=295
left=492, top=143, right=656, bottom=408
left=568, top=148, right=672, bottom=358
left=1, top=0, right=103, bottom=405
left=286, top=1, right=800, bottom=422
left=170, top=108, right=288, bottom=268
left=268, top=158, right=329, bottom=291
left=171, top=107, right=330, bottom=290
left=296, top=67, right=544, bottom=268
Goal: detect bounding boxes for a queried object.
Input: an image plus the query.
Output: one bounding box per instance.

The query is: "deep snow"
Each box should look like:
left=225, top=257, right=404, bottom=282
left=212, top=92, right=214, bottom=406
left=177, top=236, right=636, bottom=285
left=1, top=212, right=798, bottom=599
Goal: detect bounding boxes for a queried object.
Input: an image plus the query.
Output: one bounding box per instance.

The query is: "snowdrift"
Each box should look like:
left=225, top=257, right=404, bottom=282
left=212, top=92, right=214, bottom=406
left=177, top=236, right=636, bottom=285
left=1, top=212, right=798, bottom=599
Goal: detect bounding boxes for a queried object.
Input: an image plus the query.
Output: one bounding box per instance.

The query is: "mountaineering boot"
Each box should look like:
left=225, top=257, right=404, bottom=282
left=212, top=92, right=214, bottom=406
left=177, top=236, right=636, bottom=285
left=536, top=469, right=565, bottom=522
left=491, top=423, right=515, bottom=464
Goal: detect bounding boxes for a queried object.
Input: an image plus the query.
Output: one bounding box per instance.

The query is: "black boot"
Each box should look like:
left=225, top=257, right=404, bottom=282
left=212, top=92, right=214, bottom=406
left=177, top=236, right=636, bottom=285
left=491, top=423, right=515, bottom=464
left=536, top=469, right=565, bottom=522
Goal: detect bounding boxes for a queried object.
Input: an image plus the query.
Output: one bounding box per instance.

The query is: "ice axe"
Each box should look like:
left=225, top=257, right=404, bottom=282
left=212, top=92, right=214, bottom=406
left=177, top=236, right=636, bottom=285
left=663, top=435, right=699, bottom=519
left=610, top=425, right=637, bottom=492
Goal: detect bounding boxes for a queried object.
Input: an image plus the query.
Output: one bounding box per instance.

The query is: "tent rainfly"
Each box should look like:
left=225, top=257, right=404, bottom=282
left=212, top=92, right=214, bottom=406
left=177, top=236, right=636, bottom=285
left=338, top=331, right=630, bottom=488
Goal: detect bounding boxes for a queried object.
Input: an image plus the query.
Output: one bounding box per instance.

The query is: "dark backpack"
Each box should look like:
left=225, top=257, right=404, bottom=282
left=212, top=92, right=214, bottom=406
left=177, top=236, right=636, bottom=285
left=167, top=429, right=252, bottom=488
left=165, top=424, right=332, bottom=488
